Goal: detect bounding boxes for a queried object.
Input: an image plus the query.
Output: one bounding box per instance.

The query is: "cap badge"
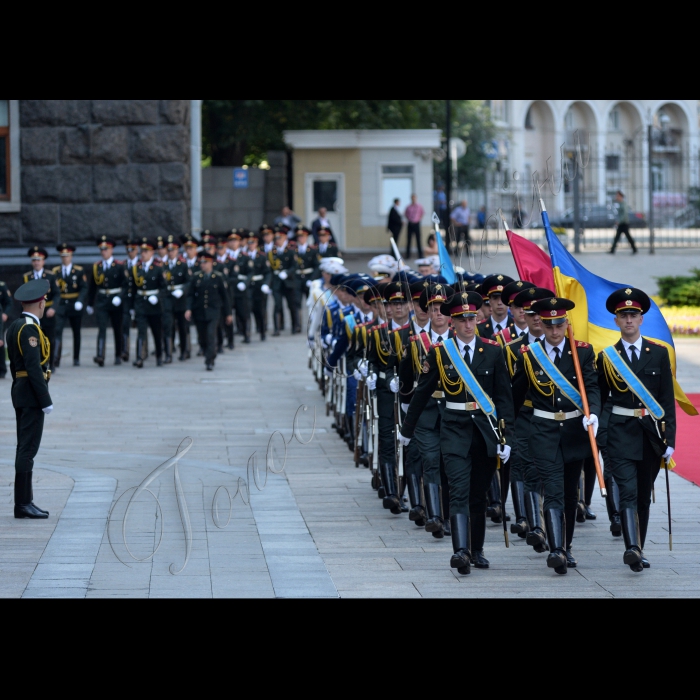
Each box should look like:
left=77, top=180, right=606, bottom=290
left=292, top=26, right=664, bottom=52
left=625, top=300, right=633, bottom=306
left=529, top=289, right=536, bottom=295
left=550, top=310, right=558, bottom=317
left=497, top=275, right=503, bottom=281
left=516, top=281, right=523, bottom=288
left=625, top=288, right=632, bottom=295
left=551, top=299, right=557, bottom=305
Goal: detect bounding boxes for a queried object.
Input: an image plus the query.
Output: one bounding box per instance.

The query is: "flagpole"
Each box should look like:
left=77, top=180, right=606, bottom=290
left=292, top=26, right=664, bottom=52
left=538, top=198, right=607, bottom=498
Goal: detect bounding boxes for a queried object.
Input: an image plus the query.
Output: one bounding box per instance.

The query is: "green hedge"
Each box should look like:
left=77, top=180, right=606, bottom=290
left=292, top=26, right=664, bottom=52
left=656, top=269, right=700, bottom=305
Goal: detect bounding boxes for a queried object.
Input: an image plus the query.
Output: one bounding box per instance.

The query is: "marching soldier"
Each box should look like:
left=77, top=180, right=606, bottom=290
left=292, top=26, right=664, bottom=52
left=122, top=238, right=140, bottom=362
left=53, top=243, right=87, bottom=367
left=512, top=296, right=600, bottom=574
left=215, top=236, right=235, bottom=352
left=131, top=238, right=166, bottom=368
left=185, top=252, right=233, bottom=371
left=0, top=279, right=14, bottom=379
left=162, top=236, right=190, bottom=363
left=294, top=226, right=319, bottom=303
left=245, top=231, right=272, bottom=341
left=7, top=279, right=53, bottom=519
left=399, top=290, right=514, bottom=575
left=598, top=287, right=676, bottom=572
left=87, top=236, right=127, bottom=366
left=23, top=247, right=60, bottom=372
left=226, top=229, right=252, bottom=344
left=317, top=227, right=339, bottom=259
left=477, top=274, right=516, bottom=340
left=269, top=229, right=300, bottom=336
left=156, top=235, right=168, bottom=264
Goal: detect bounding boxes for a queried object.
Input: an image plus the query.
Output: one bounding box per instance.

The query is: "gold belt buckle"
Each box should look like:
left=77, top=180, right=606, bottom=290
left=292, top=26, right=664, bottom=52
left=466, top=402, right=477, bottom=411
left=554, top=411, right=566, bottom=420
left=634, top=408, right=643, bottom=418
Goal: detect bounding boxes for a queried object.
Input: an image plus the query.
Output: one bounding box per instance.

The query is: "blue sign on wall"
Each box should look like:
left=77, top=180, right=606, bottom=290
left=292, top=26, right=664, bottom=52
left=233, top=168, right=249, bottom=189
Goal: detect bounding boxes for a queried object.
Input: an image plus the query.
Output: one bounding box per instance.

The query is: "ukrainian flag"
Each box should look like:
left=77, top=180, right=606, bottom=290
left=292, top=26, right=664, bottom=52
left=542, top=207, right=698, bottom=416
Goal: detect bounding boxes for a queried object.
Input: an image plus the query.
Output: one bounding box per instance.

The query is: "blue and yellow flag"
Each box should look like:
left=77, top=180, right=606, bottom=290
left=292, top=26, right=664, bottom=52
left=542, top=208, right=698, bottom=416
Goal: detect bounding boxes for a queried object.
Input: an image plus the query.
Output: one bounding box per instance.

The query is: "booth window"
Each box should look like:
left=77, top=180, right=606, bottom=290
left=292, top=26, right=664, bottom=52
left=0, top=100, right=9, bottom=200
left=381, top=164, right=414, bottom=215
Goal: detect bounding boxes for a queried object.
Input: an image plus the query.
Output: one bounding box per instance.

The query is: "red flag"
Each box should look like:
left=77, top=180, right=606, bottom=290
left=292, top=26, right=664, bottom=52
left=506, top=229, right=555, bottom=290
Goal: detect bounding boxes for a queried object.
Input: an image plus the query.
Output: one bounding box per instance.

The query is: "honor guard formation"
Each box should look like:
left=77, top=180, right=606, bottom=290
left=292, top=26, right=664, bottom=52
left=308, top=258, right=677, bottom=576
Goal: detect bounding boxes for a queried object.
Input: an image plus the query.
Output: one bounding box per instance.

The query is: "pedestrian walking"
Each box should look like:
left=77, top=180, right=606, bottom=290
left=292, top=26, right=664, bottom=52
left=450, top=199, right=471, bottom=251
left=387, top=198, right=403, bottom=247
left=609, top=191, right=638, bottom=254
left=404, top=194, right=425, bottom=260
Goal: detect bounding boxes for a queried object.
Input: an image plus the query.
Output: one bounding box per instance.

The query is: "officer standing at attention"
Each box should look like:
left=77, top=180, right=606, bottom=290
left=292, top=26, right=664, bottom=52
left=23, top=247, right=60, bottom=373
left=317, top=227, right=339, bottom=259
left=6, top=279, right=54, bottom=519
left=87, top=236, right=127, bottom=366
left=226, top=229, right=252, bottom=344
left=598, top=288, right=676, bottom=572
left=162, top=236, right=190, bottom=364
left=512, top=296, right=601, bottom=575
left=0, top=279, right=13, bottom=379
left=121, top=238, right=140, bottom=363
left=294, top=226, right=319, bottom=303
left=132, top=238, right=166, bottom=368
left=185, top=252, right=233, bottom=371
left=270, top=228, right=300, bottom=336
left=399, top=290, right=514, bottom=575
left=245, top=231, right=272, bottom=341
left=52, top=244, right=87, bottom=368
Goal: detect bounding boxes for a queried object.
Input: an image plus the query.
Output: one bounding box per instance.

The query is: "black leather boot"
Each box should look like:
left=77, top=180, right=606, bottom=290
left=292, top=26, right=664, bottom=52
left=486, top=472, right=502, bottom=523
left=122, top=334, right=130, bottom=362
left=133, top=339, right=144, bottom=368
left=638, top=508, right=651, bottom=568
left=407, top=475, right=426, bottom=527
left=544, top=509, right=567, bottom=574
left=54, top=339, right=62, bottom=369
left=605, top=476, right=622, bottom=537
left=94, top=338, right=105, bottom=367
left=398, top=476, right=409, bottom=513
left=471, top=512, right=490, bottom=569
left=164, top=337, right=173, bottom=364
left=510, top=480, right=528, bottom=538
left=621, top=508, right=643, bottom=572
left=440, top=481, right=451, bottom=536
left=525, top=490, right=548, bottom=553
left=14, top=473, right=49, bottom=519
left=565, top=505, right=577, bottom=568
left=423, top=483, right=444, bottom=537
left=576, top=472, right=587, bottom=523
left=380, top=463, right=402, bottom=514
left=273, top=311, right=282, bottom=337
left=449, top=513, right=471, bottom=575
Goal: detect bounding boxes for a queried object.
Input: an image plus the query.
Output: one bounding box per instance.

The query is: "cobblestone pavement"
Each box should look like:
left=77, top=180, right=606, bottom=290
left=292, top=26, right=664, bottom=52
left=0, top=327, right=698, bottom=598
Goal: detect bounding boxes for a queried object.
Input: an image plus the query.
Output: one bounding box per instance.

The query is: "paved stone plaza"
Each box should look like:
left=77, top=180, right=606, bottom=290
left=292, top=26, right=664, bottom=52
left=1, top=319, right=698, bottom=599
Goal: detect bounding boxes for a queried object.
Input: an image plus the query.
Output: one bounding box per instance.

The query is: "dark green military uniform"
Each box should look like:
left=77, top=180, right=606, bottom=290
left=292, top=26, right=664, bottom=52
left=228, top=248, right=251, bottom=343
left=294, top=239, right=320, bottom=303
left=162, top=255, right=190, bottom=363
left=122, top=240, right=141, bottom=362
left=0, top=280, right=13, bottom=378
left=7, top=279, right=53, bottom=519
left=269, top=240, right=300, bottom=336
left=23, top=266, right=60, bottom=372
left=186, top=268, right=231, bottom=369
left=52, top=259, right=87, bottom=366
left=245, top=245, right=272, bottom=340
left=131, top=253, right=166, bottom=367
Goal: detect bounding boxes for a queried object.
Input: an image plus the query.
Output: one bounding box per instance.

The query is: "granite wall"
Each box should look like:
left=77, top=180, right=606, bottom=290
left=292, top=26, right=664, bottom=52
left=0, top=100, right=191, bottom=244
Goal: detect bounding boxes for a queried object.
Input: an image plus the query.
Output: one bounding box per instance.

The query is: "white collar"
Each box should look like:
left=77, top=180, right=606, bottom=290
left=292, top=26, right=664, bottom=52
left=491, top=315, right=508, bottom=329
left=545, top=338, right=566, bottom=356
left=62, top=263, right=72, bottom=274
left=391, top=319, right=405, bottom=330
left=143, top=259, right=153, bottom=272
left=102, top=257, right=114, bottom=267
left=528, top=332, right=544, bottom=344
left=413, top=319, right=430, bottom=335
left=514, top=323, right=528, bottom=336
left=430, top=327, right=449, bottom=342
left=23, top=312, right=41, bottom=326
left=455, top=335, right=476, bottom=355
left=621, top=337, right=643, bottom=354
left=298, top=244, right=307, bottom=254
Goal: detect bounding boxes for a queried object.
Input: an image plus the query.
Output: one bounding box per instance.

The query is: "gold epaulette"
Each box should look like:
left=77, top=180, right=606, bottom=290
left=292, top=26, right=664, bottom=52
left=506, top=335, right=524, bottom=346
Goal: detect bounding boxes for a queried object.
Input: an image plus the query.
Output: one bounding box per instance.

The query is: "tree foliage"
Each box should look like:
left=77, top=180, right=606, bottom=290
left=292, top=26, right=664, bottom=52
left=202, top=100, right=495, bottom=188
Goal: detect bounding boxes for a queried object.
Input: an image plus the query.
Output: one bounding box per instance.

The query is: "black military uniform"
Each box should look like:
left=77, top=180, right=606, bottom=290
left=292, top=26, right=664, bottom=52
left=122, top=238, right=141, bottom=362
left=186, top=253, right=232, bottom=370
left=0, top=280, right=13, bottom=378
left=131, top=239, right=166, bottom=367
left=476, top=274, right=516, bottom=341
left=245, top=232, right=272, bottom=341
left=316, top=228, right=339, bottom=259
left=87, top=236, right=127, bottom=366
left=162, top=237, right=190, bottom=363
left=227, top=230, right=252, bottom=344
left=401, top=291, right=515, bottom=575
left=23, top=247, right=60, bottom=373
left=512, top=297, right=601, bottom=575
left=294, top=226, right=320, bottom=303
left=52, top=244, right=87, bottom=367
left=181, top=236, right=201, bottom=357
left=269, top=231, right=300, bottom=336
left=598, top=287, right=677, bottom=572
left=7, top=279, right=53, bottom=519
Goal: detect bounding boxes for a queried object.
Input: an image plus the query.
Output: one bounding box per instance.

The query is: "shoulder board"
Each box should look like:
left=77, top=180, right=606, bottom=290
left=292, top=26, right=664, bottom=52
left=114, top=260, right=124, bottom=265
left=51, top=266, right=60, bottom=274
left=506, top=335, right=524, bottom=346
left=575, top=341, right=590, bottom=348
left=74, top=264, right=83, bottom=271
left=400, top=322, right=411, bottom=330
left=482, top=338, right=499, bottom=346
left=520, top=345, right=530, bottom=354
left=646, top=338, right=663, bottom=347
left=153, top=260, right=163, bottom=267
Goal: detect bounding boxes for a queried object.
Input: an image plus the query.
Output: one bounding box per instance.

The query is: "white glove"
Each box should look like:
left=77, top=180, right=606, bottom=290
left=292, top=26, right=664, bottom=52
left=86, top=306, right=94, bottom=315
left=237, top=282, right=246, bottom=292
left=401, top=403, right=410, bottom=414
left=130, top=309, right=136, bottom=320
left=497, top=444, right=511, bottom=463
left=664, top=446, right=675, bottom=465
left=172, top=289, right=184, bottom=299
left=307, top=338, right=315, bottom=349
left=42, top=405, right=54, bottom=415
left=389, top=376, right=400, bottom=393
left=279, top=271, right=288, bottom=281
left=261, top=284, right=271, bottom=295
left=353, top=369, right=362, bottom=381
left=358, top=359, right=369, bottom=378
left=148, top=295, right=158, bottom=306
left=323, top=333, right=333, bottom=348
left=366, top=373, right=377, bottom=391
left=306, top=280, right=313, bottom=288
left=398, top=434, right=411, bottom=447
left=74, top=302, right=83, bottom=312
left=112, top=296, right=122, bottom=307
left=582, top=414, right=599, bottom=437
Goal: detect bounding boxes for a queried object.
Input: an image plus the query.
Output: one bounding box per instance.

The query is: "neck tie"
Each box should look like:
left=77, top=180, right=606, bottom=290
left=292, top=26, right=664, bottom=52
left=63, top=267, right=68, bottom=277
left=630, top=345, right=639, bottom=371
left=520, top=330, right=526, bottom=338
left=553, top=347, right=561, bottom=367
left=436, top=335, right=443, bottom=344
left=495, top=324, right=502, bottom=333
left=464, top=346, right=471, bottom=366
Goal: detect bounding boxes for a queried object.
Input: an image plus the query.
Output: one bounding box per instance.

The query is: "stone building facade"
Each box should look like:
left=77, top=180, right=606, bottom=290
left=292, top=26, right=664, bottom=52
left=0, top=100, right=192, bottom=244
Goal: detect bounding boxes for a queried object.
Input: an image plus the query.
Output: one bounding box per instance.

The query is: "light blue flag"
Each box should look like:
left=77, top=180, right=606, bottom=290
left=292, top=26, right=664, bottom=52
left=432, top=212, right=455, bottom=283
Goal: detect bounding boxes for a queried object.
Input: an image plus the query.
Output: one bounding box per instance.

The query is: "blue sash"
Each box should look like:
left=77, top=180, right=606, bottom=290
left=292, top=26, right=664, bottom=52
left=602, top=346, right=665, bottom=420
left=529, top=341, right=584, bottom=413
left=345, top=314, right=357, bottom=339
left=442, top=339, right=497, bottom=418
